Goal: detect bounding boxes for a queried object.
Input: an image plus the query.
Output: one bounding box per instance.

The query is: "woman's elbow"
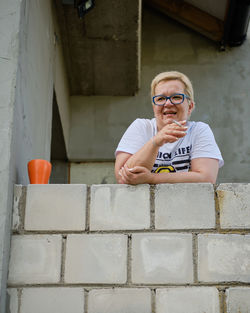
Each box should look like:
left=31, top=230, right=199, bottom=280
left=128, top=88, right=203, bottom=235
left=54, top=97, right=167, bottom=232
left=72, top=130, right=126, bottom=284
left=200, top=172, right=218, bottom=184
left=206, top=176, right=217, bottom=184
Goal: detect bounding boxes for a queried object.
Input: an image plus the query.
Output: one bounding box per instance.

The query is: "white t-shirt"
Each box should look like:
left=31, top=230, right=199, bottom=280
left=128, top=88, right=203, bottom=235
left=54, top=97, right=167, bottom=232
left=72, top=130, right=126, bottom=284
left=115, top=118, right=224, bottom=173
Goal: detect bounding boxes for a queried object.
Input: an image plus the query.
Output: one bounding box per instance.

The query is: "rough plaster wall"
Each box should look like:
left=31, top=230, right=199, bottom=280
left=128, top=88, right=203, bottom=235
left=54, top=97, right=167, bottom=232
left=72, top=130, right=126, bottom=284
left=69, top=7, right=250, bottom=183
left=14, top=0, right=55, bottom=184
left=0, top=1, right=22, bottom=311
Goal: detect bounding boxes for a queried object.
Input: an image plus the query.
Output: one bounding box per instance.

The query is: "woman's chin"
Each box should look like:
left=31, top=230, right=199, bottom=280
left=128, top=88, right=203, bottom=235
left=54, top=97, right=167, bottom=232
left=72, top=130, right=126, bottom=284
left=163, top=117, right=176, bottom=124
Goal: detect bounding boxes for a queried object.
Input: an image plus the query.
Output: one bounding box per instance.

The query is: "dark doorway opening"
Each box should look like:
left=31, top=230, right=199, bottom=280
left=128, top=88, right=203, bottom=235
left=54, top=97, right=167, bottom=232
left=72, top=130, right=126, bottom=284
left=50, top=91, right=69, bottom=183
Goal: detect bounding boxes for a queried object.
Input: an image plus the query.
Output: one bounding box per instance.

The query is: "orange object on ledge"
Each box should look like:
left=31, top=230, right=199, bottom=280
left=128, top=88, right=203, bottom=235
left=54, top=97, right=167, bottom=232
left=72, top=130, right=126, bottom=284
left=27, top=159, right=52, bottom=184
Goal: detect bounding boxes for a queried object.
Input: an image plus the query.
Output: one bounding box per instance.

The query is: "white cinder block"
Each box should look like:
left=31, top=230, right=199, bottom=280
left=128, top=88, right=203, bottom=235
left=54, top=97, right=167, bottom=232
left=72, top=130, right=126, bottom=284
left=226, top=287, right=250, bottom=313
left=88, top=288, right=151, bottom=313
left=198, top=234, right=250, bottom=282
left=155, top=184, right=215, bottom=229
left=7, top=289, right=18, bottom=313
left=20, top=288, right=84, bottom=313
left=132, top=233, right=193, bottom=283
left=217, top=183, right=250, bottom=228
left=65, top=234, right=127, bottom=283
left=156, top=287, right=220, bottom=313
left=90, top=184, right=150, bottom=230
left=8, top=235, right=61, bottom=284
left=25, top=184, right=86, bottom=231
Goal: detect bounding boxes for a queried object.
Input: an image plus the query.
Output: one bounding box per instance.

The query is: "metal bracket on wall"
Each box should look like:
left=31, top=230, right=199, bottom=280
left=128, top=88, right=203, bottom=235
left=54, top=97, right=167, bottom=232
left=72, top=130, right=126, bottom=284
left=62, top=0, right=95, bottom=18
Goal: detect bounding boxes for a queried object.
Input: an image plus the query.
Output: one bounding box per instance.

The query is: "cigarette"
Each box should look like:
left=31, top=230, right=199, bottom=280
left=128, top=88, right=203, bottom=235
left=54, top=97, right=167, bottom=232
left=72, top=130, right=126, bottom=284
left=172, top=120, right=182, bottom=127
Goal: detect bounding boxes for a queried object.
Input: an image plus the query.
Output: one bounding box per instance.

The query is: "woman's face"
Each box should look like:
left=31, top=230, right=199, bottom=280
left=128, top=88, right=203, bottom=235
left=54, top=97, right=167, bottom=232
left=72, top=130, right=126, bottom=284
left=153, top=79, right=194, bottom=131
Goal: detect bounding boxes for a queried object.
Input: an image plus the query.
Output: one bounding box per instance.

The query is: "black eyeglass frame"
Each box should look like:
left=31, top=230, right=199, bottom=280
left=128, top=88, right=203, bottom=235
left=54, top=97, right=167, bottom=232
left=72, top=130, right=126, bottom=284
left=152, top=93, right=190, bottom=106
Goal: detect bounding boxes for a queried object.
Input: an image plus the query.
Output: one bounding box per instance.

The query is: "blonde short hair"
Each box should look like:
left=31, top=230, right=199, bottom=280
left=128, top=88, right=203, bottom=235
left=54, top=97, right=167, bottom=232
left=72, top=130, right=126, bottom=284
left=151, top=71, right=194, bottom=102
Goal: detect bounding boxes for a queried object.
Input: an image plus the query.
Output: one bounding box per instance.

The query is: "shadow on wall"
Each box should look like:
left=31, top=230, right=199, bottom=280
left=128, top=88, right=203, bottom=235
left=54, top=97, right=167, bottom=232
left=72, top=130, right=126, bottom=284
left=50, top=92, right=69, bottom=184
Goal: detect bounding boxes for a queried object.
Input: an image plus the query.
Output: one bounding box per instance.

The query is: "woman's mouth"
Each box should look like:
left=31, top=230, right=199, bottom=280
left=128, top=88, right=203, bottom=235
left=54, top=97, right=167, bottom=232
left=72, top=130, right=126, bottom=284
left=163, top=112, right=176, bottom=116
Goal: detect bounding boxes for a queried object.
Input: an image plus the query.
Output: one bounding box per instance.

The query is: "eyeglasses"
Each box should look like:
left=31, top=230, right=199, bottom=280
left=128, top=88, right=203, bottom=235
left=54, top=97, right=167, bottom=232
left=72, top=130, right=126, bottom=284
left=152, top=93, right=190, bottom=106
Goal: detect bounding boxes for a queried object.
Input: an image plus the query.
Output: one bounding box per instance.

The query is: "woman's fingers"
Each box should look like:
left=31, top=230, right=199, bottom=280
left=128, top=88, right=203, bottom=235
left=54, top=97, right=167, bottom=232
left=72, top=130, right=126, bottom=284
left=155, top=121, right=188, bottom=145
left=164, top=120, right=188, bottom=132
left=119, top=165, right=149, bottom=185
left=155, top=131, right=185, bottom=145
left=119, top=164, right=135, bottom=183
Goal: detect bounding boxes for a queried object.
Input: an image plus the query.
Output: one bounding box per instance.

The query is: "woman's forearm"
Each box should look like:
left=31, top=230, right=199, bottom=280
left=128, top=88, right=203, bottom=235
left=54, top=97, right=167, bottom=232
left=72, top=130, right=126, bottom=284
left=150, top=171, right=215, bottom=184
left=125, top=138, right=159, bottom=170
left=149, top=158, right=219, bottom=184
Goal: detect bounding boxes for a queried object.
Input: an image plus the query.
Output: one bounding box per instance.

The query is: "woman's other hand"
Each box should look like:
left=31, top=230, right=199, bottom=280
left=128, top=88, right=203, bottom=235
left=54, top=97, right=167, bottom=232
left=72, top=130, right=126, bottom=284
left=153, top=120, right=188, bottom=146
left=118, top=164, right=152, bottom=185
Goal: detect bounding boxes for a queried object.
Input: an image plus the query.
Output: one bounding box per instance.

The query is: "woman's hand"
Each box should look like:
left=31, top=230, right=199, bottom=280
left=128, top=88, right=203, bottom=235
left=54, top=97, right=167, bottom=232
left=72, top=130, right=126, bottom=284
left=118, top=164, right=153, bottom=185
left=153, top=120, right=188, bottom=146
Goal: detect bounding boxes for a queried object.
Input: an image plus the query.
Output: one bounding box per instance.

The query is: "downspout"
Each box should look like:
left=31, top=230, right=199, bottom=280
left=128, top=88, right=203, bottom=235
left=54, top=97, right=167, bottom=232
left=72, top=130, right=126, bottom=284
left=222, top=0, right=250, bottom=47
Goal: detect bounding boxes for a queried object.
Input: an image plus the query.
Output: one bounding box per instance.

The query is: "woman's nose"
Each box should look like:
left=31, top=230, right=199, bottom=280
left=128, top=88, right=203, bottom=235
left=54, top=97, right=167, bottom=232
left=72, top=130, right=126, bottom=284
left=164, top=98, right=173, bottom=106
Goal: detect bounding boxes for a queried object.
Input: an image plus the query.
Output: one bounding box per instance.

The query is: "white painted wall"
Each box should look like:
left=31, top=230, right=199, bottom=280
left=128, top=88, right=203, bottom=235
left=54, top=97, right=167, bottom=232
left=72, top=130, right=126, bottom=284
left=69, top=7, right=250, bottom=183
left=14, top=0, right=54, bottom=183
left=14, top=0, right=70, bottom=184
left=0, top=1, right=22, bottom=311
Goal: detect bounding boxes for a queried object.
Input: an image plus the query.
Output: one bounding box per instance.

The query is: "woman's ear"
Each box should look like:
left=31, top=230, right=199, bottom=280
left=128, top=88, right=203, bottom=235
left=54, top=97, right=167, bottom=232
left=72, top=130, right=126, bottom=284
left=188, top=101, right=195, bottom=115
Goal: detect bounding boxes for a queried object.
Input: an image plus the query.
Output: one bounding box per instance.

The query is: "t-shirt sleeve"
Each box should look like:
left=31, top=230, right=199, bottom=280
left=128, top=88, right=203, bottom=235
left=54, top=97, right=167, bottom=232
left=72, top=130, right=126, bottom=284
left=191, top=122, right=224, bottom=168
left=115, top=119, right=152, bottom=156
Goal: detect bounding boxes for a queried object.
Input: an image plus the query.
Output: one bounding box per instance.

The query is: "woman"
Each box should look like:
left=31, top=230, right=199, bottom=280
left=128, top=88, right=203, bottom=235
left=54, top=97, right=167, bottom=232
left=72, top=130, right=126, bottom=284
left=115, top=71, right=223, bottom=185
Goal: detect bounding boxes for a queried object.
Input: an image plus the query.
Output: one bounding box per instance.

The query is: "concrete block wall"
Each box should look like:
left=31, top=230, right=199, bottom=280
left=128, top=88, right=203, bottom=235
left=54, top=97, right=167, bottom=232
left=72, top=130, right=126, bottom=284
left=7, top=183, right=250, bottom=313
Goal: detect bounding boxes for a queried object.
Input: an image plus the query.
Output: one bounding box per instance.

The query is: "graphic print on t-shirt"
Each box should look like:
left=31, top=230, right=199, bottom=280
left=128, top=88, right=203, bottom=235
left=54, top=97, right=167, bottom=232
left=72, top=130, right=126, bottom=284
left=152, top=145, right=192, bottom=173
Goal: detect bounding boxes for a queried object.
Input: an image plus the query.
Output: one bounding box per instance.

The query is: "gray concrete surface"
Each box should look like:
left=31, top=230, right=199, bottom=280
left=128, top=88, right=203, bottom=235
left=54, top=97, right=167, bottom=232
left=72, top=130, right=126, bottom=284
left=54, top=0, right=141, bottom=96
left=0, top=1, right=22, bottom=311
left=69, top=6, right=250, bottom=183
left=70, top=162, right=116, bottom=184
left=14, top=0, right=55, bottom=185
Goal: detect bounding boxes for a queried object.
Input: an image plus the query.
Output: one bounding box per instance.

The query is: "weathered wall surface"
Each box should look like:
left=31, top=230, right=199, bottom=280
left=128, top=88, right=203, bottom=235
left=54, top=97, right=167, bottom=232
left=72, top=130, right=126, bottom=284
left=7, top=183, right=250, bottom=313
left=55, top=0, right=141, bottom=96
left=13, top=0, right=54, bottom=184
left=0, top=1, right=22, bottom=311
left=14, top=0, right=70, bottom=185
left=69, top=7, right=250, bottom=183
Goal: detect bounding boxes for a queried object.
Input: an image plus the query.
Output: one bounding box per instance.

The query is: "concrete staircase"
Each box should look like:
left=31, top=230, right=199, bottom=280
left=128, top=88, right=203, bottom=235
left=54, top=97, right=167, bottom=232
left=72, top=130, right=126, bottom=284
left=7, top=183, right=250, bottom=313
